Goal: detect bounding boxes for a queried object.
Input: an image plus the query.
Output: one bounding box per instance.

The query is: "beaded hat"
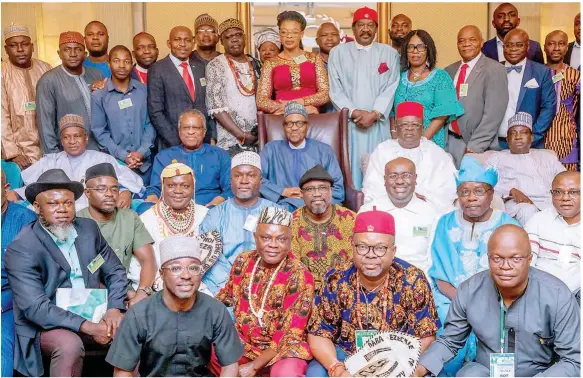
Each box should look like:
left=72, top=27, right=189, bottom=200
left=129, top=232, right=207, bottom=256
left=3, top=23, right=30, bottom=42
left=218, top=18, right=244, bottom=36
left=195, top=13, right=218, bottom=32
left=160, top=160, right=195, bottom=182
left=283, top=101, right=308, bottom=119
left=59, top=114, right=85, bottom=133
left=231, top=151, right=261, bottom=171
left=59, top=31, right=85, bottom=46
left=258, top=207, right=293, bottom=227
left=508, top=112, right=533, bottom=131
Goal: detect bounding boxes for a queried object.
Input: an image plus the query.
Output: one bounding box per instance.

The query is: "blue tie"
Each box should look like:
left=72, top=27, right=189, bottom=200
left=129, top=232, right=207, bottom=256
left=507, top=65, right=522, bottom=73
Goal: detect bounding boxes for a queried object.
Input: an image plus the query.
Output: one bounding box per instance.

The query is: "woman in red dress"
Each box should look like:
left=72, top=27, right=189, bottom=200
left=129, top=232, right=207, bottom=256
left=256, top=11, right=330, bottom=115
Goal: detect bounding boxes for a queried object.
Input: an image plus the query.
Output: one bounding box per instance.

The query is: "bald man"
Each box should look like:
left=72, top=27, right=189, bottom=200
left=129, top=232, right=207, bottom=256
left=359, top=157, right=439, bottom=273
left=389, top=14, right=412, bottom=50
left=445, top=25, right=509, bottom=167
left=497, top=28, right=557, bottom=149
left=148, top=26, right=214, bottom=149
left=564, top=13, right=580, bottom=69
left=415, top=224, right=581, bottom=377
left=526, top=171, right=580, bottom=300
left=482, top=2, right=544, bottom=64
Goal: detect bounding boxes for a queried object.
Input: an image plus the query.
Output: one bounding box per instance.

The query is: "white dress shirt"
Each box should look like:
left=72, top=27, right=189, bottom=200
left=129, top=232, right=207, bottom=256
left=570, top=41, right=580, bottom=70
left=499, top=58, right=527, bottom=137
left=453, top=52, right=482, bottom=85
left=496, top=36, right=505, bottom=62
left=169, top=53, right=195, bottom=85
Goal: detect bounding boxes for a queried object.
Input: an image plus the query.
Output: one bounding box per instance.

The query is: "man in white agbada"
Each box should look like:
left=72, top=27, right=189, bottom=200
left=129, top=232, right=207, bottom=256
left=362, top=101, right=457, bottom=211
left=486, top=112, right=566, bottom=225
left=13, top=114, right=143, bottom=210
left=360, top=157, right=439, bottom=274
left=328, top=6, right=400, bottom=189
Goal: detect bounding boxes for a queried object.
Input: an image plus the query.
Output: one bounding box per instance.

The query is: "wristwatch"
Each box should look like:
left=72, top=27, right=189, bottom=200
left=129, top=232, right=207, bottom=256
left=137, top=286, right=153, bottom=296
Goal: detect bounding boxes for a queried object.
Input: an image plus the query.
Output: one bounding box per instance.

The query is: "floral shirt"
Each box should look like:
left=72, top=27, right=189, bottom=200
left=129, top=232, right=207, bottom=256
left=217, top=250, right=314, bottom=365
left=308, top=259, right=440, bottom=355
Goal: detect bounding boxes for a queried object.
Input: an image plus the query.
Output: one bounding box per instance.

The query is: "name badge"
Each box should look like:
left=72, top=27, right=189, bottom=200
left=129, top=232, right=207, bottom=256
left=490, top=353, right=515, bottom=377
left=459, top=83, right=469, bottom=97
left=243, top=215, right=259, bottom=232
left=24, top=101, right=36, bottom=111
left=294, top=55, right=308, bottom=64
left=200, top=78, right=207, bottom=87
left=355, top=330, right=379, bottom=351
left=413, top=226, right=429, bottom=237
left=87, top=254, right=105, bottom=274
left=118, top=98, right=133, bottom=110
left=552, top=72, right=565, bottom=83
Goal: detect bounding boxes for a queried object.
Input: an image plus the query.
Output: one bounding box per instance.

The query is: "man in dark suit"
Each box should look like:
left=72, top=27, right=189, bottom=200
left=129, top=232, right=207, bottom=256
left=445, top=25, right=509, bottom=167
left=482, top=3, right=545, bottom=64
left=4, top=169, right=127, bottom=377
left=148, top=26, right=214, bottom=149
left=130, top=32, right=159, bottom=84
left=497, top=29, right=557, bottom=150
left=564, top=13, right=580, bottom=69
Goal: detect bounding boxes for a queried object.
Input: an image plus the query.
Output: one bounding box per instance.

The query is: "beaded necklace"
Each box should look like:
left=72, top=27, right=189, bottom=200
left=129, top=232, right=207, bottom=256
left=156, top=200, right=196, bottom=236
left=355, top=273, right=390, bottom=330
left=226, top=54, right=256, bottom=96
left=248, top=255, right=287, bottom=327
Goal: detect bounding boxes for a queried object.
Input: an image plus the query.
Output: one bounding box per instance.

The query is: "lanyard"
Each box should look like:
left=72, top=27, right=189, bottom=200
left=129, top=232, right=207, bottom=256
left=499, top=295, right=506, bottom=353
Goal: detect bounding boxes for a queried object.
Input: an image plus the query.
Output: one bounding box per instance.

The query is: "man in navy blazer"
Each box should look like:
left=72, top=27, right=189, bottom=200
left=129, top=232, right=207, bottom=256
left=4, top=169, right=127, bottom=377
left=482, top=3, right=545, bottom=65
left=497, top=29, right=557, bottom=150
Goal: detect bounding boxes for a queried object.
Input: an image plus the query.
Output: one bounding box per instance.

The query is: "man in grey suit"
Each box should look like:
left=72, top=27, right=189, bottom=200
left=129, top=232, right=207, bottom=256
left=445, top=25, right=509, bottom=167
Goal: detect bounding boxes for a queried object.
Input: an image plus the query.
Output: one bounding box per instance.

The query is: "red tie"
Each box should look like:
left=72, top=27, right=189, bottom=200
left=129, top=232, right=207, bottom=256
left=180, top=61, right=195, bottom=101
left=450, top=63, right=469, bottom=135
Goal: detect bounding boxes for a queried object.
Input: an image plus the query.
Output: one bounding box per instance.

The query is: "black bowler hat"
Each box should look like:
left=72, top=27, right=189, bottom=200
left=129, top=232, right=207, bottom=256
left=25, top=169, right=84, bottom=204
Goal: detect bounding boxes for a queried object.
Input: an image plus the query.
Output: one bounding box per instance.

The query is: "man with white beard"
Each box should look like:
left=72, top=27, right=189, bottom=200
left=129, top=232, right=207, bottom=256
left=290, top=164, right=356, bottom=293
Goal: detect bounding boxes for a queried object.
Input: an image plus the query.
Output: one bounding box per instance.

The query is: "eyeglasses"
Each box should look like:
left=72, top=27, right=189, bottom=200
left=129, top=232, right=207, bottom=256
left=85, top=186, right=120, bottom=194
left=280, top=31, right=301, bottom=38
left=354, top=243, right=392, bottom=257
left=197, top=28, right=216, bottom=35
left=301, top=185, right=331, bottom=194
left=406, top=43, right=427, bottom=52
left=457, top=187, right=492, bottom=197
left=488, top=255, right=529, bottom=267
left=284, top=121, right=307, bottom=129
left=397, top=122, right=423, bottom=130
left=161, top=264, right=202, bottom=276
left=550, top=189, right=581, bottom=198
left=386, top=172, right=415, bottom=182
left=504, top=42, right=526, bottom=49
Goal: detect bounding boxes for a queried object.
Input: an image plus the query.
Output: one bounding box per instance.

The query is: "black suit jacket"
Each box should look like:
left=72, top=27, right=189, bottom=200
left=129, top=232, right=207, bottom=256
left=564, top=41, right=575, bottom=66
left=4, top=218, right=127, bottom=377
left=147, top=55, right=213, bottom=148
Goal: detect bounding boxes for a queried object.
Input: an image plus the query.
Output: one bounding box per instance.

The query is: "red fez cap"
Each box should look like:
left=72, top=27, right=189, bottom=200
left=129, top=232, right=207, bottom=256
left=396, top=101, right=424, bottom=119
left=59, top=31, right=85, bottom=47
left=353, top=206, right=395, bottom=235
left=353, top=7, right=378, bottom=24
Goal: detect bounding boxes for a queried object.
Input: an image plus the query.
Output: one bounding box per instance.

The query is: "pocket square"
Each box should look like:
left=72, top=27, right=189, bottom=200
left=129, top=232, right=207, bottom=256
left=378, top=62, right=389, bottom=74
left=524, top=78, right=539, bottom=88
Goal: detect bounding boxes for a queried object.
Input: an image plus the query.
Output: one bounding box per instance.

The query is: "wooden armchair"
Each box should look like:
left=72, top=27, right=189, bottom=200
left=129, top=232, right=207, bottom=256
left=257, top=108, right=364, bottom=212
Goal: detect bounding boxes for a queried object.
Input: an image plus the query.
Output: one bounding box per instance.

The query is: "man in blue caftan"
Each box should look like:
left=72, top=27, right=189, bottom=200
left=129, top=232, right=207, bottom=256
left=144, top=109, right=232, bottom=209
left=328, top=7, right=400, bottom=189
left=428, top=156, right=520, bottom=376
left=260, top=102, right=344, bottom=212
left=200, top=151, right=280, bottom=295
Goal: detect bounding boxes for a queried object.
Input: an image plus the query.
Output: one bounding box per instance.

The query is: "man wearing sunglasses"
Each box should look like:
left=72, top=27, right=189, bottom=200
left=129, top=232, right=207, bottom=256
left=106, top=236, right=243, bottom=377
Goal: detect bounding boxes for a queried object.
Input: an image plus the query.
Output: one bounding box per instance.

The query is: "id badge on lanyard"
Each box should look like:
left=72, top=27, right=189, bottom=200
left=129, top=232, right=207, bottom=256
left=490, top=296, right=515, bottom=377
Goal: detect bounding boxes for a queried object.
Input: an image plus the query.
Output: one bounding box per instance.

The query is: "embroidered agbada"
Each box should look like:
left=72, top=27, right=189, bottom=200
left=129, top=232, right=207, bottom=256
left=1, top=58, right=52, bottom=162
left=291, top=204, right=355, bottom=292
left=308, top=260, right=440, bottom=355
left=545, top=65, right=580, bottom=170
left=216, top=250, right=314, bottom=365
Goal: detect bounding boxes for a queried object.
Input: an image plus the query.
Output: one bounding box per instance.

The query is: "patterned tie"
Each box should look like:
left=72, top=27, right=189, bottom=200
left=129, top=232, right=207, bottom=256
left=450, top=63, right=469, bottom=135
left=180, top=61, right=195, bottom=101
left=506, top=65, right=522, bottom=73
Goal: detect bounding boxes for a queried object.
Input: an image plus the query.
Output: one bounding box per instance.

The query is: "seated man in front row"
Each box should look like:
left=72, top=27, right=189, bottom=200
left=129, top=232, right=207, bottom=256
left=4, top=169, right=127, bottom=377
left=487, top=112, right=566, bottom=225
left=414, top=225, right=581, bottom=377
left=306, top=207, right=440, bottom=377
left=260, top=101, right=344, bottom=212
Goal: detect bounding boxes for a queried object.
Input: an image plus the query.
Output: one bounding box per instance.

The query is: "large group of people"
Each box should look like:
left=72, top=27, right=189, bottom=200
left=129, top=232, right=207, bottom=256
left=0, top=2, right=581, bottom=377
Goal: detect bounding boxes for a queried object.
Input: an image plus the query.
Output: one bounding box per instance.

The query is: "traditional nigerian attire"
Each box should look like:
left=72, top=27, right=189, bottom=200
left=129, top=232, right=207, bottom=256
left=216, top=250, right=314, bottom=370
left=1, top=58, right=52, bottom=163
left=362, top=137, right=457, bottom=211
left=328, top=42, right=400, bottom=189
left=146, top=144, right=232, bottom=205
left=256, top=52, right=330, bottom=112
left=200, top=197, right=279, bottom=295
left=545, top=65, right=580, bottom=170
left=393, top=68, right=465, bottom=149
left=291, top=204, right=355, bottom=292
left=486, top=150, right=566, bottom=225
left=526, top=207, right=581, bottom=294
left=260, top=139, right=344, bottom=211
left=206, top=54, right=260, bottom=155
left=15, top=150, right=144, bottom=210
left=428, top=209, right=520, bottom=375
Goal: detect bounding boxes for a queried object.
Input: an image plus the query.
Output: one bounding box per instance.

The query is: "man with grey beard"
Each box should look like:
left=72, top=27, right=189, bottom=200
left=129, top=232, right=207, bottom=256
left=4, top=168, right=127, bottom=377
left=291, top=164, right=356, bottom=293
